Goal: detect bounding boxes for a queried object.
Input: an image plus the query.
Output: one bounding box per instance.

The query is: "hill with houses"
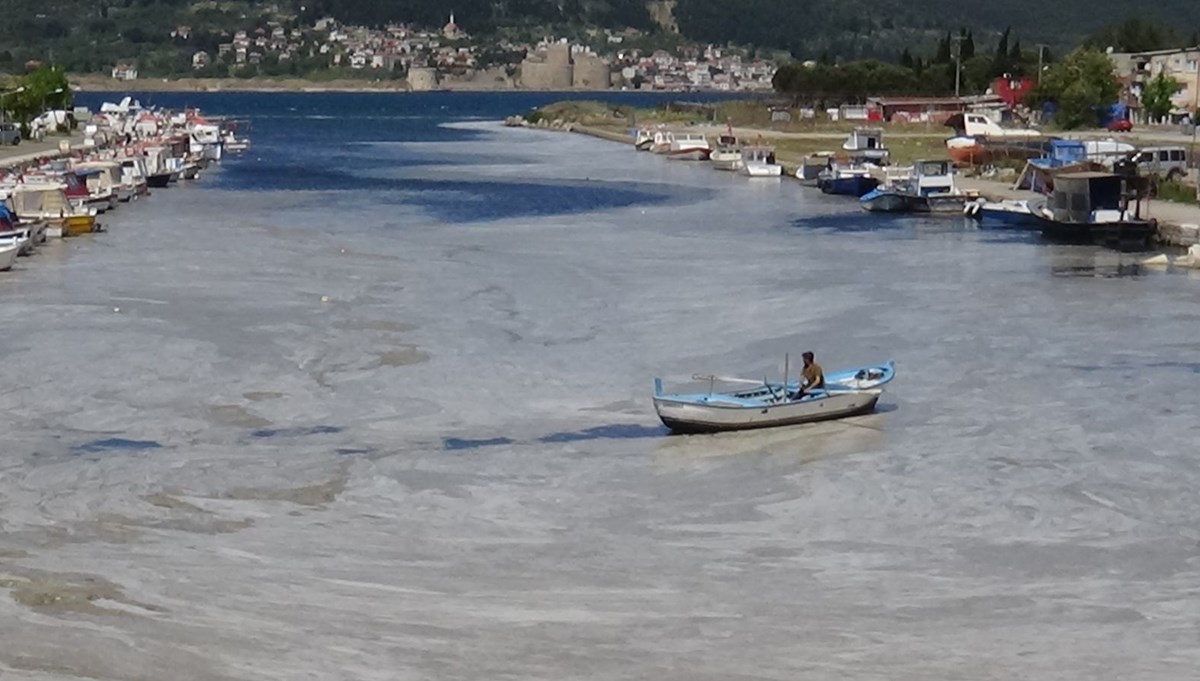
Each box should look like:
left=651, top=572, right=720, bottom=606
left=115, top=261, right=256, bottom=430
left=2, top=0, right=1200, bottom=81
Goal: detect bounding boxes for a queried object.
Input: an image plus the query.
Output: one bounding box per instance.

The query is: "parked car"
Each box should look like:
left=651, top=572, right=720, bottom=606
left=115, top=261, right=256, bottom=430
left=0, top=122, right=20, bottom=146
left=1108, top=118, right=1133, bottom=132
left=1131, top=146, right=1189, bottom=180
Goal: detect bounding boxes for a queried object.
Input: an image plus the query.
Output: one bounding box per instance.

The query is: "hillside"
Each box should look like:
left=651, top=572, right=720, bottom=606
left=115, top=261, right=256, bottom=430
left=3, top=0, right=1200, bottom=76
left=673, top=0, right=1200, bottom=60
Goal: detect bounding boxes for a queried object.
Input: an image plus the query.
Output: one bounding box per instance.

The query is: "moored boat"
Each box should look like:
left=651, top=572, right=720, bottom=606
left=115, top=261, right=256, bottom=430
left=665, top=132, right=711, bottom=161
left=709, top=132, right=743, bottom=171
left=860, top=159, right=966, bottom=213
left=842, top=127, right=890, bottom=165
left=652, top=361, right=895, bottom=434
left=740, top=144, right=782, bottom=177
left=633, top=126, right=656, bottom=151
left=963, top=197, right=1045, bottom=227
left=1030, top=166, right=1155, bottom=250
left=10, top=184, right=98, bottom=237
left=818, top=166, right=880, bottom=197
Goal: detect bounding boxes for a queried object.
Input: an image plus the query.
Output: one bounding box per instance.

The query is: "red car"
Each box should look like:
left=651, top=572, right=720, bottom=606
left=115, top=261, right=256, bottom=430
left=1108, top=118, right=1133, bottom=132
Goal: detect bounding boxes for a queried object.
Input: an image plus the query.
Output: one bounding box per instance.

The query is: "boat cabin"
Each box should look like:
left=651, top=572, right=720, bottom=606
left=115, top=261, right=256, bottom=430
left=910, top=159, right=955, bottom=195
left=842, top=127, right=889, bottom=163
left=1047, top=169, right=1148, bottom=224
left=741, top=145, right=777, bottom=165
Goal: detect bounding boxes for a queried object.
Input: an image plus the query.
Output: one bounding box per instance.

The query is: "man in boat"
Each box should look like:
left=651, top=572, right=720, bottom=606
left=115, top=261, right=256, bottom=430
left=792, top=351, right=825, bottom=400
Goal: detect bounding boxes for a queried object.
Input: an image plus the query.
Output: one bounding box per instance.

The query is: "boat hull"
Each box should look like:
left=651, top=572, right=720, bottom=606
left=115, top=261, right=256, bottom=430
left=860, top=189, right=965, bottom=213
left=655, top=390, right=881, bottom=434
left=710, top=152, right=743, bottom=171
left=0, top=244, right=17, bottom=271
left=62, top=215, right=97, bottom=237
left=665, top=148, right=711, bottom=161
left=964, top=200, right=1042, bottom=228
left=741, top=163, right=783, bottom=177
left=146, top=173, right=172, bottom=188
left=1034, top=217, right=1155, bottom=250
left=821, top=175, right=879, bottom=197
left=860, top=189, right=908, bottom=212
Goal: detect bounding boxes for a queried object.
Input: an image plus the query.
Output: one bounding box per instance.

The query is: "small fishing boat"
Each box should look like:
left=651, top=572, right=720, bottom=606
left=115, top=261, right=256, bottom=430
left=860, top=159, right=966, bottom=213
left=10, top=184, right=98, bottom=237
left=795, top=152, right=835, bottom=186
left=740, top=144, right=783, bottom=177
left=633, top=126, right=656, bottom=151
left=842, top=127, right=890, bottom=165
left=665, top=132, right=711, bottom=161
left=818, top=166, right=880, bottom=197
left=709, top=132, right=743, bottom=171
left=963, top=197, right=1045, bottom=227
left=1031, top=167, right=1155, bottom=250
left=653, top=360, right=895, bottom=434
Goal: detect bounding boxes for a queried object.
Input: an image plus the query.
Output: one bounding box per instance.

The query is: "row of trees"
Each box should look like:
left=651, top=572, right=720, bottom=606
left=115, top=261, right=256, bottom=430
left=774, top=26, right=1052, bottom=105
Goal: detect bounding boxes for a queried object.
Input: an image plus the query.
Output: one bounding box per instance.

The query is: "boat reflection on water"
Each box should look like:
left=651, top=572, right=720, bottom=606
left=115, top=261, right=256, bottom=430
left=649, top=407, right=893, bottom=472
left=1044, top=247, right=1156, bottom=279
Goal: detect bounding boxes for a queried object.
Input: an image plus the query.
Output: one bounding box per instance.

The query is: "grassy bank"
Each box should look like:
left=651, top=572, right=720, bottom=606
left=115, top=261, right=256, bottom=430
left=526, top=100, right=949, bottom=165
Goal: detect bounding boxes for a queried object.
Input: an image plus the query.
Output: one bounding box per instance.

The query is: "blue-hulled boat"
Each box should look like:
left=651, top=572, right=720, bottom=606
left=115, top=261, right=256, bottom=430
left=819, top=168, right=880, bottom=197
left=963, top=198, right=1045, bottom=228
left=860, top=159, right=966, bottom=213
left=652, top=361, right=895, bottom=434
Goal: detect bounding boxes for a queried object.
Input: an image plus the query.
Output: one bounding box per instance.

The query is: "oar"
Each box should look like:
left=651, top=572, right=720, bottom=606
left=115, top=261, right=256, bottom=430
left=691, top=374, right=770, bottom=386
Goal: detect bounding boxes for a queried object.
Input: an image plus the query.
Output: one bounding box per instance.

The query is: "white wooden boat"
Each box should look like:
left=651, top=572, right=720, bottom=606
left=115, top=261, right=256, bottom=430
left=653, top=361, right=895, bottom=433
left=665, top=133, right=711, bottom=161
left=709, top=133, right=743, bottom=171
left=634, top=126, right=656, bottom=151
left=740, top=144, right=782, bottom=177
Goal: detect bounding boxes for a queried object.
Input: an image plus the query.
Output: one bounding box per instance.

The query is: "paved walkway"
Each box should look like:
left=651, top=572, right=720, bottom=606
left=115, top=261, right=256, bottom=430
left=0, top=134, right=84, bottom=169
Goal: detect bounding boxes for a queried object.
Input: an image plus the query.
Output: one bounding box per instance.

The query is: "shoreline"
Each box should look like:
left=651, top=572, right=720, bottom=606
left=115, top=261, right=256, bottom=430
left=548, top=121, right=1200, bottom=249
left=69, top=75, right=679, bottom=94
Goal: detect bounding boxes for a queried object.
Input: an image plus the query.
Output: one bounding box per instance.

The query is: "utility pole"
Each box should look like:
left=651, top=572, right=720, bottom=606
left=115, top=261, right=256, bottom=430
left=951, top=34, right=965, bottom=98
left=1193, top=62, right=1199, bottom=200
left=1035, top=44, right=1048, bottom=84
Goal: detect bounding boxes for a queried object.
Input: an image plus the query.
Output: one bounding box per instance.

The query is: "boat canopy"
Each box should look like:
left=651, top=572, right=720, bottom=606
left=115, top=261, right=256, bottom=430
left=1048, top=172, right=1145, bottom=223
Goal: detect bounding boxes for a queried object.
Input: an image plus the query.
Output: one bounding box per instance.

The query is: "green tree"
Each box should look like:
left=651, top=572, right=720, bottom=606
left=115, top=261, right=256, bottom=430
left=1141, top=71, right=1181, bottom=122
left=3, top=66, right=73, bottom=125
left=960, top=29, right=975, bottom=60
left=1034, top=48, right=1120, bottom=129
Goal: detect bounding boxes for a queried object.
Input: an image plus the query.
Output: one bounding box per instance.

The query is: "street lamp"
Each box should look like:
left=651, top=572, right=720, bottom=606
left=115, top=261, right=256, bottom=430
left=0, top=86, right=25, bottom=122
left=1035, top=44, right=1049, bottom=84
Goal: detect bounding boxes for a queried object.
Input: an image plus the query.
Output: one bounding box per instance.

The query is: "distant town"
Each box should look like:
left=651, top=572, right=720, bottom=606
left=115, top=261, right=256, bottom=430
left=105, top=15, right=777, bottom=92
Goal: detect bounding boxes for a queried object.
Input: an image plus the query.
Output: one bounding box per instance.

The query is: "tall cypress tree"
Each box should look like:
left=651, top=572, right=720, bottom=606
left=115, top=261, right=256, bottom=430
left=961, top=29, right=975, bottom=60
left=992, top=27, right=1012, bottom=75
left=935, top=32, right=952, bottom=63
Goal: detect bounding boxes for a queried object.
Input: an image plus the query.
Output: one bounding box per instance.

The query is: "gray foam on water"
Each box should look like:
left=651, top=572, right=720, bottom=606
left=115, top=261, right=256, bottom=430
left=2, top=123, right=1200, bottom=679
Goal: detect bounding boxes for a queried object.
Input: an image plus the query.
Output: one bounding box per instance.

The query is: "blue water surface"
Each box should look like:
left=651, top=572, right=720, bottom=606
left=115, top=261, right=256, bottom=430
left=74, top=91, right=749, bottom=223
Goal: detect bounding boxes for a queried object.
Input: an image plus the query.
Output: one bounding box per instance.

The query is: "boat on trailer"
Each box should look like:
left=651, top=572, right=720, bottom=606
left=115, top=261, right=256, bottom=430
left=652, top=360, right=895, bottom=434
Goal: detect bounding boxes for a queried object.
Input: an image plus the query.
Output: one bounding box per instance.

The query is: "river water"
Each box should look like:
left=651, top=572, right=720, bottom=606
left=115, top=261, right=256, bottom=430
left=2, top=93, right=1199, bottom=680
